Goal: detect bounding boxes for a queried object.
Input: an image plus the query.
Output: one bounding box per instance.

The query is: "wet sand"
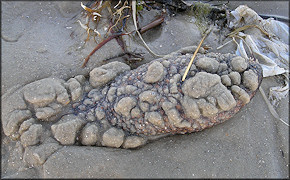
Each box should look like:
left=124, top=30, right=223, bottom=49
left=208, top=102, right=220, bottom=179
left=1, top=1, right=289, bottom=178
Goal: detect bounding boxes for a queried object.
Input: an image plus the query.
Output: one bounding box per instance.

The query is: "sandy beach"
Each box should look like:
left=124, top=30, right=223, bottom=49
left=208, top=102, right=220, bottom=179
left=1, top=1, right=289, bottom=178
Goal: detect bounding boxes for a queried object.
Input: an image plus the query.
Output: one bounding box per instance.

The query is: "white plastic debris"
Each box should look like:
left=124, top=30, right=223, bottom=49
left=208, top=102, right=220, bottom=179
left=228, top=5, right=289, bottom=107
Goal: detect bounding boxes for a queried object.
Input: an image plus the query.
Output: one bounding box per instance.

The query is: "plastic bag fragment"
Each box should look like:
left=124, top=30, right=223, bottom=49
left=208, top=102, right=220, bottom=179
left=228, top=5, right=289, bottom=106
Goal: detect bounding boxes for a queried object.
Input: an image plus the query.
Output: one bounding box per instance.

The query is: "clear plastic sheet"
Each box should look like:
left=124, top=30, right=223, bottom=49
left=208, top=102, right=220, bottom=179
left=228, top=5, right=289, bottom=106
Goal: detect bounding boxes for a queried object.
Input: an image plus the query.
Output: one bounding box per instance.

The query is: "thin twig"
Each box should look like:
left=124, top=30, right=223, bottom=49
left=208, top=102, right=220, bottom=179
left=81, top=32, right=129, bottom=68
left=132, top=0, right=164, bottom=58
left=139, top=14, right=165, bottom=34
left=81, top=10, right=166, bottom=68
left=114, top=0, right=122, bottom=9
left=216, top=39, right=233, bottom=50
left=182, top=27, right=212, bottom=81
left=259, top=87, right=289, bottom=126
left=227, top=24, right=271, bottom=38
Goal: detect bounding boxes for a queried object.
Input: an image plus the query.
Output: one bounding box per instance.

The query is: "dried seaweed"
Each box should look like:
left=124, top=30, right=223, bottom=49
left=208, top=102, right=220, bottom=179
left=79, top=0, right=166, bottom=67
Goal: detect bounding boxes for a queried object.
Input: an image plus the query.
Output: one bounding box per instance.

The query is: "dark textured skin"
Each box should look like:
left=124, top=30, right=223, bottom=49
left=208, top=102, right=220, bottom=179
left=80, top=52, right=263, bottom=137
left=2, top=49, right=263, bottom=149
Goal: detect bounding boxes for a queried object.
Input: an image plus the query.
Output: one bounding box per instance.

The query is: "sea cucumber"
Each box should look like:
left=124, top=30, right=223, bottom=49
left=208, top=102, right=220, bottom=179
left=2, top=46, right=262, bottom=154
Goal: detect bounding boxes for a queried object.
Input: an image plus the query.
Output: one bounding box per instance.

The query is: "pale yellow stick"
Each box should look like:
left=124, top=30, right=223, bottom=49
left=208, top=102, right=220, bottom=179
left=227, top=24, right=270, bottom=38
left=182, top=28, right=212, bottom=81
